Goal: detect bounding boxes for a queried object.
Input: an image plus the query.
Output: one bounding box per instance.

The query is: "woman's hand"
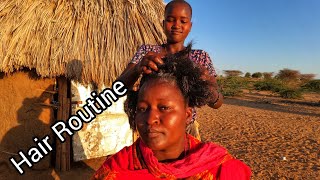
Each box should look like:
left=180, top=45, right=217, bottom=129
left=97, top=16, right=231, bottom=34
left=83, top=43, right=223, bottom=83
left=200, top=67, right=223, bottom=109
left=135, top=52, right=165, bottom=74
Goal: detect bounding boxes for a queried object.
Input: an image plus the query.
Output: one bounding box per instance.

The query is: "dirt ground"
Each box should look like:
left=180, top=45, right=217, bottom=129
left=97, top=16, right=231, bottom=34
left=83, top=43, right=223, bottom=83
left=198, top=91, right=320, bottom=179
left=1, top=91, right=319, bottom=179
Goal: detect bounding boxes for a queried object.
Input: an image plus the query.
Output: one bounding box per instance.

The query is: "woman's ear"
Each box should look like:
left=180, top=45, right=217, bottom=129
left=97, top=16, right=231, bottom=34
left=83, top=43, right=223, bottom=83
left=185, top=107, right=193, bottom=125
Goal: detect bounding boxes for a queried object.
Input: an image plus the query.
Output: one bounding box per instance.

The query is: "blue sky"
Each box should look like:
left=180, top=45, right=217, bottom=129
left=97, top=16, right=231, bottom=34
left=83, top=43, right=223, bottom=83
left=164, top=0, right=320, bottom=78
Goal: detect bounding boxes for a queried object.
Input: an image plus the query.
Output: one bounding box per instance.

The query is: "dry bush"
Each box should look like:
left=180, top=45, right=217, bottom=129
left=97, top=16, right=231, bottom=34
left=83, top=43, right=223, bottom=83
left=300, top=74, right=316, bottom=83
left=223, top=70, right=243, bottom=77
left=263, top=72, right=274, bottom=79
left=276, top=68, right=300, bottom=81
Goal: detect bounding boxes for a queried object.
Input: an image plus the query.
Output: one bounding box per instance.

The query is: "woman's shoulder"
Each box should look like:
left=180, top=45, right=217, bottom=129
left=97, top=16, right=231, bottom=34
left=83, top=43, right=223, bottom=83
left=191, top=49, right=208, bottom=54
left=92, top=141, right=147, bottom=179
left=190, top=49, right=209, bottom=56
left=194, top=139, right=251, bottom=179
left=189, top=49, right=211, bottom=62
left=101, top=140, right=139, bottom=168
left=218, top=158, right=251, bottom=179
left=186, top=138, right=250, bottom=179
left=130, top=44, right=162, bottom=64
left=138, top=44, right=162, bottom=52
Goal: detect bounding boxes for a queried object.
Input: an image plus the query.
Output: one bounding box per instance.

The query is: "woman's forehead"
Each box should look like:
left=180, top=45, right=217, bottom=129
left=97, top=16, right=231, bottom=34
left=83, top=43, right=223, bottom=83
left=138, top=79, right=182, bottom=98
left=140, top=79, right=177, bottom=92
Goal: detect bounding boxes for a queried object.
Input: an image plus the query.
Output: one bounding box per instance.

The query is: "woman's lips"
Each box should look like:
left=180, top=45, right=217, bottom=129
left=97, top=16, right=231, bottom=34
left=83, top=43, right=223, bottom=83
left=146, top=129, right=162, bottom=138
left=147, top=132, right=161, bottom=138
left=171, top=31, right=181, bottom=35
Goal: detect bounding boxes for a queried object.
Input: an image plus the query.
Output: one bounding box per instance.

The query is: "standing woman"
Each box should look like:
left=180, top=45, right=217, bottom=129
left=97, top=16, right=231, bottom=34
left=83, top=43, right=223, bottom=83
left=118, top=0, right=222, bottom=139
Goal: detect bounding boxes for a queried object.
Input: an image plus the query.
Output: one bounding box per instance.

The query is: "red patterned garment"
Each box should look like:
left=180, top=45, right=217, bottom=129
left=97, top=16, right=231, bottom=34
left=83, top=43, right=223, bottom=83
left=92, top=135, right=251, bottom=180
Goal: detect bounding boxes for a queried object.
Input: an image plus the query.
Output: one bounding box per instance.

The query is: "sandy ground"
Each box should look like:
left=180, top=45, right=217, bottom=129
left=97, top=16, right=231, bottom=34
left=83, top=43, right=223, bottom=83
left=198, top=91, right=320, bottom=179
left=1, top=91, right=319, bottom=179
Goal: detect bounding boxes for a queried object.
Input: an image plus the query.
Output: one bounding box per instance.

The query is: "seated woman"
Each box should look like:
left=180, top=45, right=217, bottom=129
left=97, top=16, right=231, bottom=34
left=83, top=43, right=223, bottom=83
left=92, top=46, right=251, bottom=179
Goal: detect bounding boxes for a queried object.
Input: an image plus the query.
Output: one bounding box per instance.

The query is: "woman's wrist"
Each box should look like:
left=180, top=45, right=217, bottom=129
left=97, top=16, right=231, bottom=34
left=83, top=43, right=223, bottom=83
left=133, top=63, right=142, bottom=76
left=211, top=91, right=220, bottom=105
left=208, top=89, right=222, bottom=108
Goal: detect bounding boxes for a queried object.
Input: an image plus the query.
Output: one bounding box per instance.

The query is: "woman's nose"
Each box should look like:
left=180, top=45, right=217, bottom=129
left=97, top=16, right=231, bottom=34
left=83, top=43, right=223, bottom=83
left=172, top=20, right=181, bottom=28
left=146, top=109, right=160, bottom=125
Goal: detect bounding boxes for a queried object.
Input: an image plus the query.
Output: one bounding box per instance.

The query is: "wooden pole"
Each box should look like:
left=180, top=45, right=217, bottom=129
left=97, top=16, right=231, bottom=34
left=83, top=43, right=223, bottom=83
left=55, top=77, right=71, bottom=171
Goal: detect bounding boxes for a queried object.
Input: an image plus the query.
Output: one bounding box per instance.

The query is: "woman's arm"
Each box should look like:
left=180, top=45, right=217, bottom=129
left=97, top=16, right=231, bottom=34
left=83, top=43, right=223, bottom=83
left=200, top=51, right=223, bottom=109
left=208, top=75, right=223, bottom=109
left=117, top=63, right=141, bottom=89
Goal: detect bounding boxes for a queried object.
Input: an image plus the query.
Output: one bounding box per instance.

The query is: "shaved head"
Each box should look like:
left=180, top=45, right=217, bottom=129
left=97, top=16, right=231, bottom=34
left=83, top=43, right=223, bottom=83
left=165, top=0, right=192, bottom=18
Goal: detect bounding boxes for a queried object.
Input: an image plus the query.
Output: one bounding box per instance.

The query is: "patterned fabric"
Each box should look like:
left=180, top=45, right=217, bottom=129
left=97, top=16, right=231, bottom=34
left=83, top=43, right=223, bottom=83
left=130, top=44, right=217, bottom=77
left=92, top=134, right=251, bottom=180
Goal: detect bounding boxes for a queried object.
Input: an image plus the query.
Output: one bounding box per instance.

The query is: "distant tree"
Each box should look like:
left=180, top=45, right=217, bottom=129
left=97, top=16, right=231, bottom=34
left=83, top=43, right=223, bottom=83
left=300, top=74, right=316, bottom=82
left=223, top=70, right=243, bottom=77
left=252, top=72, right=262, bottom=78
left=276, top=68, right=300, bottom=81
left=302, top=80, right=320, bottom=92
left=263, top=72, right=273, bottom=79
left=244, top=72, right=251, bottom=78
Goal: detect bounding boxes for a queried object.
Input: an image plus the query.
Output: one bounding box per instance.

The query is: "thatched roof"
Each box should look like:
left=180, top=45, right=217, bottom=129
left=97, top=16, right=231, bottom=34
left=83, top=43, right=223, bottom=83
left=0, top=0, right=166, bottom=86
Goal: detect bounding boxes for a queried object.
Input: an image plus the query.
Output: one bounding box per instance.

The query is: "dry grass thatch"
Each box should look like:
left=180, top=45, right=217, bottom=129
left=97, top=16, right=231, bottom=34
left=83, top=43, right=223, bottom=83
left=0, top=0, right=166, bottom=86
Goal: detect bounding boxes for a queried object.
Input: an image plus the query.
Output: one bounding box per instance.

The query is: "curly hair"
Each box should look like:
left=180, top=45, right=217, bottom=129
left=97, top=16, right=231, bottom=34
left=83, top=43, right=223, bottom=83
left=124, top=44, right=214, bottom=129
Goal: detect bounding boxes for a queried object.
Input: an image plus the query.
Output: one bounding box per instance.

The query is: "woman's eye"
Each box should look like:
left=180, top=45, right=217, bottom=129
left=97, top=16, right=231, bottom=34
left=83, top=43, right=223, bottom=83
left=166, top=17, right=174, bottom=22
left=137, top=107, right=146, bottom=112
left=159, top=106, right=170, bottom=111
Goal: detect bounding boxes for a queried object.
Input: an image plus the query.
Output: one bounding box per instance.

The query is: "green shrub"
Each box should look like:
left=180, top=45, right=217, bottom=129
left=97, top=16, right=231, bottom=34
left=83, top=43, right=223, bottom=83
left=254, top=79, right=285, bottom=92
left=244, top=72, right=251, bottom=78
left=217, top=77, right=248, bottom=96
left=279, top=89, right=302, bottom=99
left=252, top=72, right=263, bottom=78
left=301, top=80, right=320, bottom=92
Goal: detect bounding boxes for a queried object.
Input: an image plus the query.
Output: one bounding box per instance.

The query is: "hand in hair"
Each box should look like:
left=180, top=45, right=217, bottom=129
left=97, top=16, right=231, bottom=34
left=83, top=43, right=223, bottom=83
left=134, top=51, right=165, bottom=75
left=117, top=51, right=165, bottom=89
left=200, top=67, right=223, bottom=109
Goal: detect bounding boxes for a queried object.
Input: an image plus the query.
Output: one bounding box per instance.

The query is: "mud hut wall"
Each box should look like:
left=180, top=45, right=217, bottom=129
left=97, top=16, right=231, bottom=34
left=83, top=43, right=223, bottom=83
left=0, top=71, right=55, bottom=169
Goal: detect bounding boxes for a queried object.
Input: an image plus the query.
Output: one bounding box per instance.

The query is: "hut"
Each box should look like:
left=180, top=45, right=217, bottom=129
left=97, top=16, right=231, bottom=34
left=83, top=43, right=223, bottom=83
left=0, top=0, right=165, bottom=173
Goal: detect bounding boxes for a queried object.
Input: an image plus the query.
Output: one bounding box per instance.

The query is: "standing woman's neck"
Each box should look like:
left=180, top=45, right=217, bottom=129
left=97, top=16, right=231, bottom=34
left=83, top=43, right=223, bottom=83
left=165, top=42, right=185, bottom=54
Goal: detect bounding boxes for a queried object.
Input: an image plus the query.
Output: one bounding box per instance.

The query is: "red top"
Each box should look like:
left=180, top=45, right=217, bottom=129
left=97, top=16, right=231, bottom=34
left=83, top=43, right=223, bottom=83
left=92, top=135, right=251, bottom=180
